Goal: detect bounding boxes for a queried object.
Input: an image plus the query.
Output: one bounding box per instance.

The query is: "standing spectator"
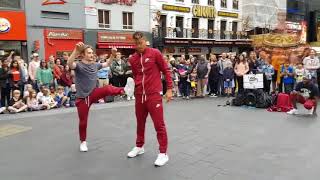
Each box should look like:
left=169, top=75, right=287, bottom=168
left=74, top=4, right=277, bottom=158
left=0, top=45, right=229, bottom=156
left=0, top=59, right=11, bottom=107
left=262, top=59, right=274, bottom=94
left=7, top=90, right=27, bottom=113
left=28, top=53, right=40, bottom=90
left=177, top=57, right=191, bottom=99
left=302, top=49, right=320, bottom=82
left=281, top=62, right=295, bottom=94
left=8, top=59, right=24, bottom=93
left=97, top=59, right=110, bottom=87
left=61, top=52, right=69, bottom=66
left=48, top=55, right=55, bottom=69
left=36, top=60, right=53, bottom=88
left=223, top=61, right=235, bottom=98
left=248, top=51, right=258, bottom=74
left=196, top=57, right=210, bottom=97
left=60, top=65, right=73, bottom=94
left=234, top=54, right=249, bottom=93
left=295, top=62, right=306, bottom=84
left=53, top=59, right=63, bottom=88
left=111, top=52, right=127, bottom=87
left=218, top=53, right=232, bottom=96
left=208, top=54, right=219, bottom=97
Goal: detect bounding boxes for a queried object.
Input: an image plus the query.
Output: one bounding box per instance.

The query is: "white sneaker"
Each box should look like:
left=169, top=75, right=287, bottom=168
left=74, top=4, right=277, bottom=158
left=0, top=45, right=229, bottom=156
left=80, top=141, right=88, bottom=152
left=127, top=97, right=131, bottom=101
left=287, top=109, right=299, bottom=115
left=154, top=153, right=169, bottom=166
left=127, top=147, right=144, bottom=158
left=132, top=96, right=135, bottom=100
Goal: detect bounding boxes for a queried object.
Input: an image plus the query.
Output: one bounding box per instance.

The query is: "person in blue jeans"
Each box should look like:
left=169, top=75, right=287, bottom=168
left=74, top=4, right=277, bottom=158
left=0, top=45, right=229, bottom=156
left=281, top=63, right=295, bottom=94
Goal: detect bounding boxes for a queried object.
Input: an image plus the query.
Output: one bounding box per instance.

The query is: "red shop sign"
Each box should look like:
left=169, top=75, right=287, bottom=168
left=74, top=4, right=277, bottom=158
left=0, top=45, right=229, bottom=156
left=45, top=29, right=83, bottom=40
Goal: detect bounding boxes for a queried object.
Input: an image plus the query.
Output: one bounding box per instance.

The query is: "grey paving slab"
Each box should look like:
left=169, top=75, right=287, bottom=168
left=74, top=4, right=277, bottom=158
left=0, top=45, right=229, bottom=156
left=0, top=97, right=319, bottom=180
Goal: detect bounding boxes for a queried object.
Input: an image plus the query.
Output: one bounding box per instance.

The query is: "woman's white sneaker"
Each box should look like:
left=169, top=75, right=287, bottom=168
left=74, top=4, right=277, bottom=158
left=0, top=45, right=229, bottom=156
left=80, top=141, right=88, bottom=152
left=154, top=153, right=169, bottom=166
left=127, top=147, right=144, bottom=158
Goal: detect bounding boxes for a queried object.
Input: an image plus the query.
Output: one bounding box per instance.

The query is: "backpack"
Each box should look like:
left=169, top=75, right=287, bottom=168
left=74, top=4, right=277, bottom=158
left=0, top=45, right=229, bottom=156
left=255, top=89, right=272, bottom=108
left=232, top=92, right=246, bottom=106
left=245, top=92, right=256, bottom=107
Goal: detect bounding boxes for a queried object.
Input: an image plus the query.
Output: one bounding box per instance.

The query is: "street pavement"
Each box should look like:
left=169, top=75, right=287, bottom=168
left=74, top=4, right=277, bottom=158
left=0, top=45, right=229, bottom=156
left=0, top=98, right=319, bottom=180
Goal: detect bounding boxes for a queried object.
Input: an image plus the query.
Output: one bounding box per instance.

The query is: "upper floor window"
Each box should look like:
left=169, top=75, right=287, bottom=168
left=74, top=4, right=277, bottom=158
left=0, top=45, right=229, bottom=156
left=221, top=0, right=227, bottom=8
left=98, top=10, right=110, bottom=29
left=176, top=0, right=184, bottom=2
left=123, top=12, right=133, bottom=30
left=192, top=0, right=199, bottom=4
left=208, top=0, right=214, bottom=6
left=233, top=0, right=239, bottom=9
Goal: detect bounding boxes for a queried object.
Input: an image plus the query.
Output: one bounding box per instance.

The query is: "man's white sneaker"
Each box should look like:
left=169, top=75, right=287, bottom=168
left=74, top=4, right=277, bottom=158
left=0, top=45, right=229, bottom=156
left=127, top=147, right=144, bottom=158
left=307, top=107, right=314, bottom=115
left=127, top=97, right=131, bottom=101
left=80, top=141, right=88, bottom=152
left=287, top=109, right=299, bottom=115
left=154, top=153, right=169, bottom=166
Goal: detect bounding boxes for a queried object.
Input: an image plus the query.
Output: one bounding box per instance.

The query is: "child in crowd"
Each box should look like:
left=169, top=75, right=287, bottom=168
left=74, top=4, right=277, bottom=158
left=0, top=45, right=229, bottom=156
left=223, top=61, right=235, bottom=97
left=295, top=62, right=306, bottom=84
left=67, top=84, right=77, bottom=107
left=190, top=68, right=198, bottom=97
left=8, top=90, right=28, bottom=113
left=36, top=85, right=46, bottom=101
left=281, top=63, right=295, bottom=94
left=55, top=86, right=68, bottom=107
left=23, top=84, right=33, bottom=99
left=124, top=77, right=135, bottom=101
left=262, top=59, right=274, bottom=94
left=39, top=88, right=57, bottom=109
left=27, top=89, right=45, bottom=111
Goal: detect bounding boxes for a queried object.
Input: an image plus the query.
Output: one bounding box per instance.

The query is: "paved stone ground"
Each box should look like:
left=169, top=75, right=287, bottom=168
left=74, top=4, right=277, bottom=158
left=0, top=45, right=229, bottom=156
left=0, top=98, right=319, bottom=180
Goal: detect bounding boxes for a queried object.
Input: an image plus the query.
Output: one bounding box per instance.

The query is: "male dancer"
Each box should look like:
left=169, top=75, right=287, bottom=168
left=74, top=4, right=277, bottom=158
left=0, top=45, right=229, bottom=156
left=127, top=32, right=173, bottom=166
left=68, top=42, right=124, bottom=152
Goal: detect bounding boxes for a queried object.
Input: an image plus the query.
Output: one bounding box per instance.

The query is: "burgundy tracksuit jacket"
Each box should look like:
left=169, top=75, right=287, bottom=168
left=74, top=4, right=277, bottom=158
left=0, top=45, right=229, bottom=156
left=129, top=47, right=173, bottom=153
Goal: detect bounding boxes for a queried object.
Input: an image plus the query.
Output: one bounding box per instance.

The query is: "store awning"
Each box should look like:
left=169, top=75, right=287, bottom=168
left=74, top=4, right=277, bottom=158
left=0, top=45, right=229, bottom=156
left=97, top=43, right=135, bottom=49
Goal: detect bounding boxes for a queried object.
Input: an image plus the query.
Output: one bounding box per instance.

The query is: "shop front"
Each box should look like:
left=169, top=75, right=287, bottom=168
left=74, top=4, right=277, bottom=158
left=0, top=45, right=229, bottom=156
left=0, top=11, right=27, bottom=60
left=43, top=29, right=83, bottom=60
left=96, top=32, right=136, bottom=57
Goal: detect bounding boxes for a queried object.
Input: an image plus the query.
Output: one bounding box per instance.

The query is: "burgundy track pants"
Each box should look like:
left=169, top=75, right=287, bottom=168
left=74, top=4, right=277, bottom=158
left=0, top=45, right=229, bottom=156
left=76, top=85, right=123, bottom=142
left=135, top=93, right=168, bottom=153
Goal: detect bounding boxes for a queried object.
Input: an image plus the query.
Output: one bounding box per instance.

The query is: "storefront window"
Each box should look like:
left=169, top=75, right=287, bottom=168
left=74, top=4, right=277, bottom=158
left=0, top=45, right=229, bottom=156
left=233, top=0, right=239, bottom=9
left=0, top=41, right=21, bottom=58
left=192, top=0, right=199, bottom=4
left=0, top=0, right=21, bottom=9
left=208, top=0, right=214, bottom=6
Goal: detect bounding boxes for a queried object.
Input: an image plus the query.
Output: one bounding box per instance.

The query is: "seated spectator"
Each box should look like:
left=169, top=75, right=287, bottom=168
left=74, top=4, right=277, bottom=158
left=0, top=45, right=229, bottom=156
left=67, top=84, right=77, bottom=107
left=36, top=85, right=46, bottom=101
left=288, top=74, right=319, bottom=115
left=23, top=84, right=33, bottom=99
left=39, top=88, right=57, bottom=109
left=49, top=85, right=56, bottom=99
left=27, top=89, right=45, bottom=111
left=8, top=90, right=28, bottom=113
left=55, top=86, right=68, bottom=107
left=0, top=105, right=5, bottom=114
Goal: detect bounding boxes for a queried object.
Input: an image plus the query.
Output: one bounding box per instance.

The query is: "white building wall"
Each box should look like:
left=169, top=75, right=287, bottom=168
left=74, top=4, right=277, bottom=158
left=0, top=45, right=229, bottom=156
left=85, top=0, right=150, bottom=32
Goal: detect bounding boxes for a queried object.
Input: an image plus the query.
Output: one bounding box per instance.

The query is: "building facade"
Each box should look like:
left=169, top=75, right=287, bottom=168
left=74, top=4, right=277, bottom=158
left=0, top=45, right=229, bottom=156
left=25, top=0, right=85, bottom=61
left=0, top=0, right=27, bottom=60
left=84, top=0, right=151, bottom=56
left=151, top=0, right=251, bottom=56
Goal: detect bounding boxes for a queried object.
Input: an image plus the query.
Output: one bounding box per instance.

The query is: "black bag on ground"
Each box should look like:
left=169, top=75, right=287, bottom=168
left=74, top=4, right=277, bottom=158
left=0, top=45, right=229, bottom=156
left=245, top=92, right=256, bottom=107
left=254, top=89, right=272, bottom=108
left=232, top=92, right=246, bottom=106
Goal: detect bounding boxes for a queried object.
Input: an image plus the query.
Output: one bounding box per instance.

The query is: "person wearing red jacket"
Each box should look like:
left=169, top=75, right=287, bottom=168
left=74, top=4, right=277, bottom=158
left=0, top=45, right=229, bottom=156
left=127, top=32, right=173, bottom=167
left=68, top=42, right=124, bottom=152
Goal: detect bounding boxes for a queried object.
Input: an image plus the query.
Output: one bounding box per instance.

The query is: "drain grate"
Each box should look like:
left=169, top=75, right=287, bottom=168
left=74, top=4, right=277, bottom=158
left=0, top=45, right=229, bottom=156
left=0, top=124, right=32, bottom=138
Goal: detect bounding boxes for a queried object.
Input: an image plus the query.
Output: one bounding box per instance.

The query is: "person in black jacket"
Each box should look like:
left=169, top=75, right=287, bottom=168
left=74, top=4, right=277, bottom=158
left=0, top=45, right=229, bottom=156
left=223, top=61, right=235, bottom=97
left=208, top=54, right=220, bottom=97
left=0, top=59, right=11, bottom=107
